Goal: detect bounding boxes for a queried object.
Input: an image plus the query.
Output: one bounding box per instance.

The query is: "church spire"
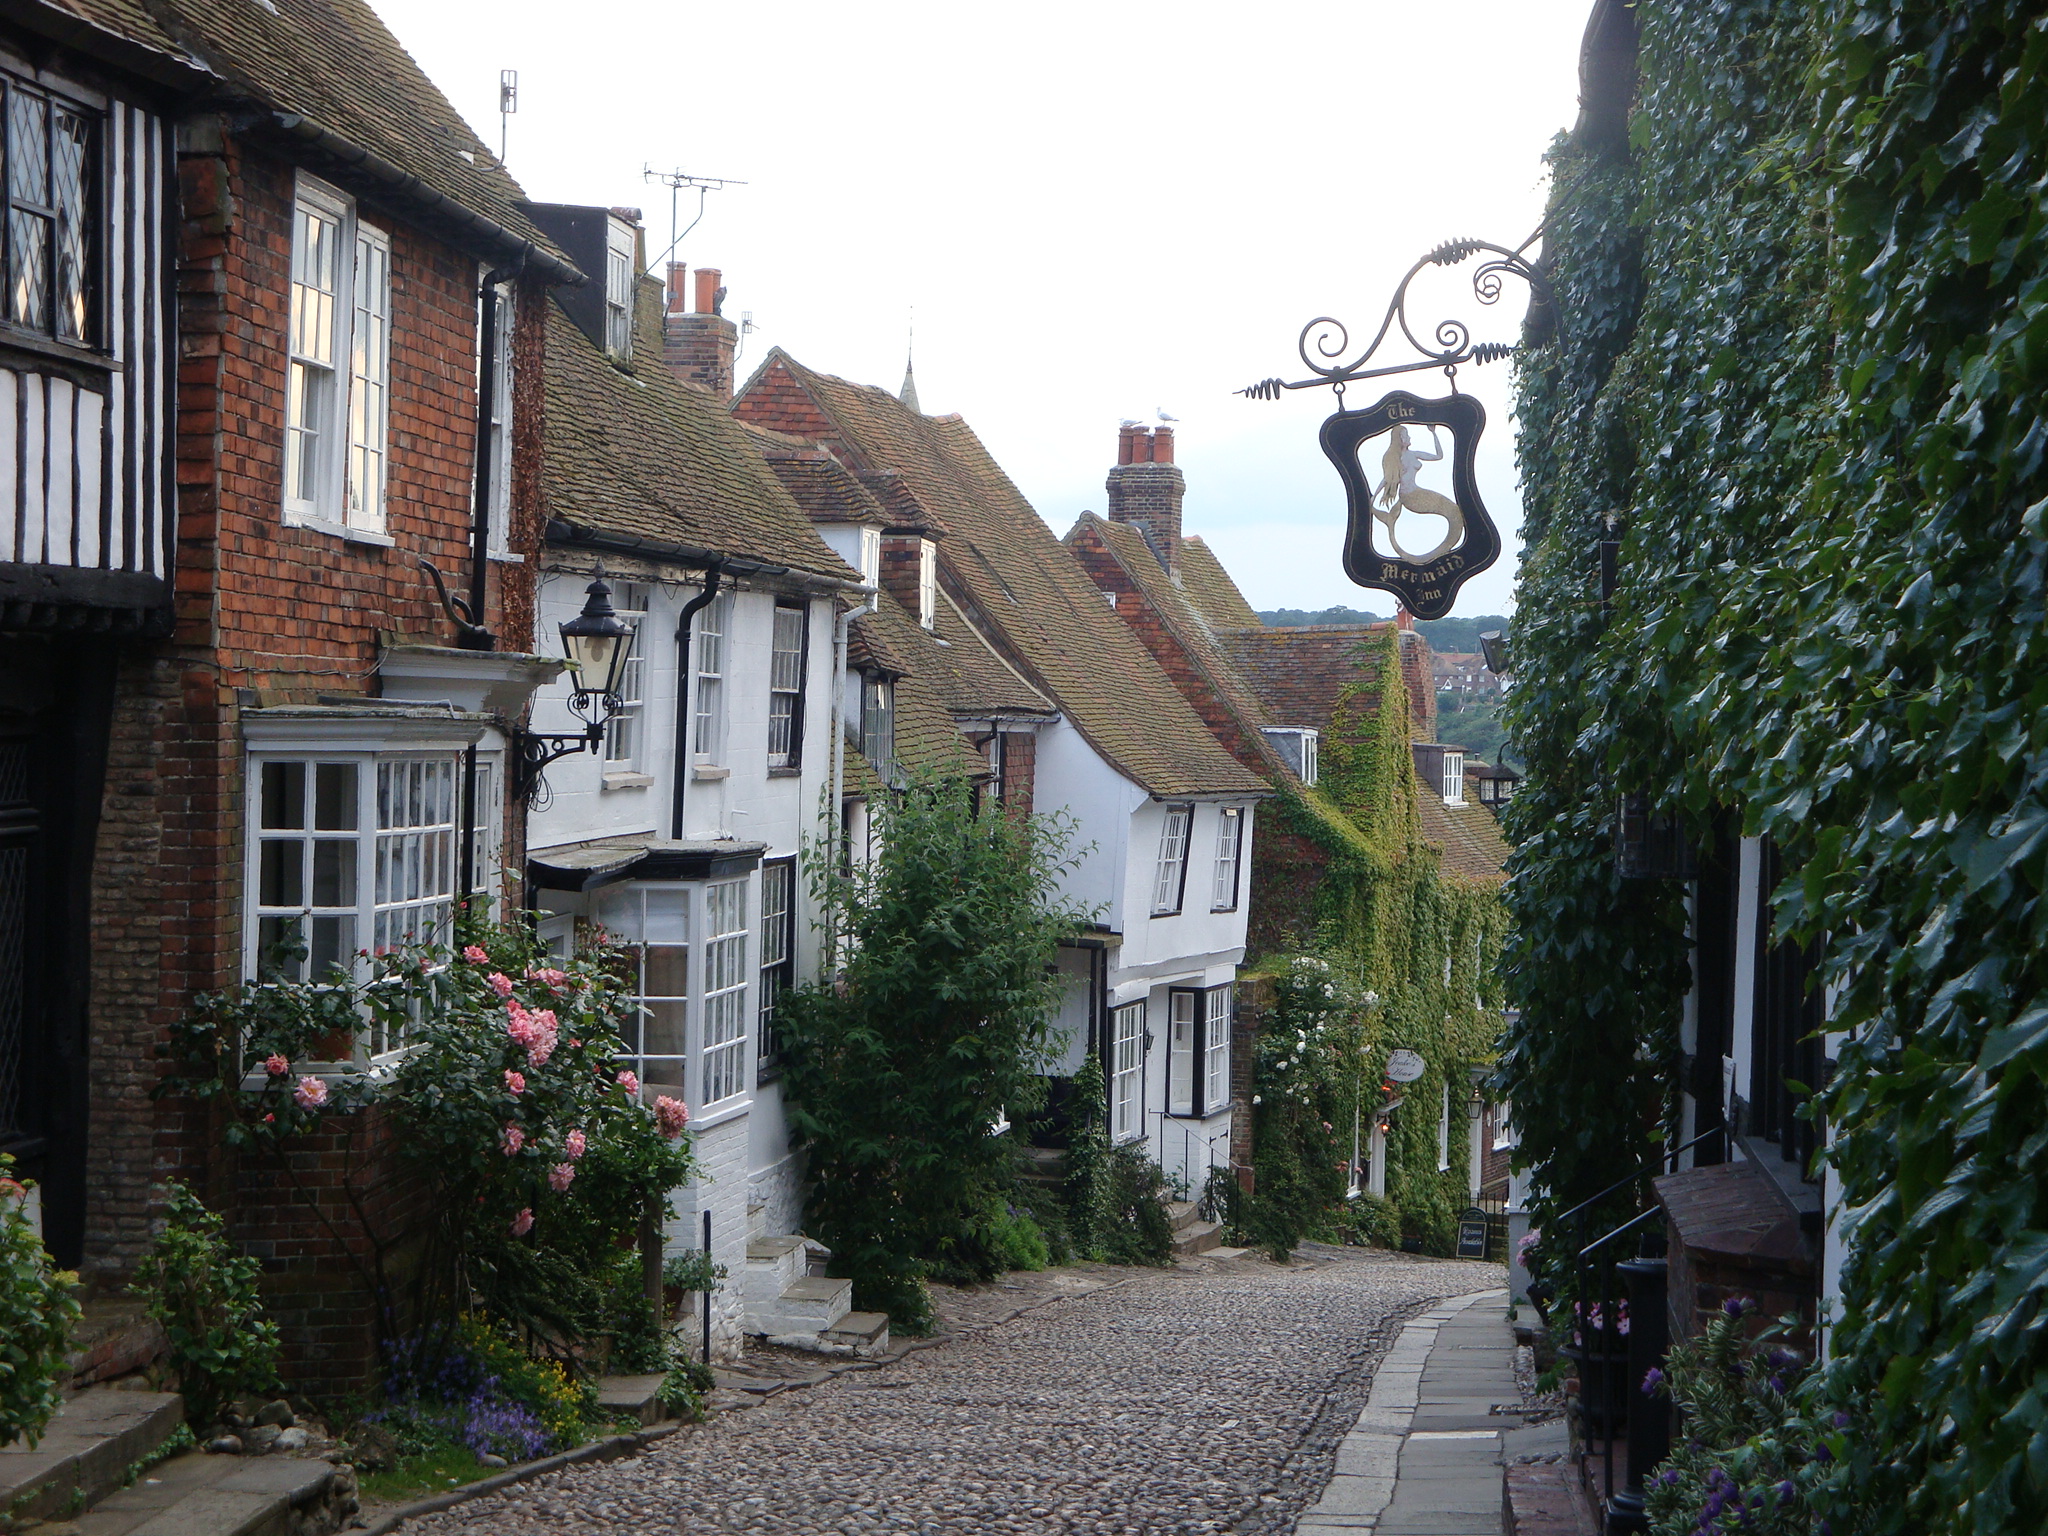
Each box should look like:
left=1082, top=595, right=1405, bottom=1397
left=899, top=309, right=921, bottom=413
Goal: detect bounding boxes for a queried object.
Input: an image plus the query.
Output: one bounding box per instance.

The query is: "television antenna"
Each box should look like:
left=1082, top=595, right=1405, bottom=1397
left=643, top=166, right=749, bottom=271
left=498, top=69, right=517, bottom=165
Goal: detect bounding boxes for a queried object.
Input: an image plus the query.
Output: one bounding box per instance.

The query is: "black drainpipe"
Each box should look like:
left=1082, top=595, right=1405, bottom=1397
left=465, top=267, right=520, bottom=651
left=669, top=563, right=725, bottom=839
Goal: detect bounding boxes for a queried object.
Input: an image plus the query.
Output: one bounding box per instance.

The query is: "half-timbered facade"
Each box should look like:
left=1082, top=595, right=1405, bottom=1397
left=0, top=1, right=202, bottom=1270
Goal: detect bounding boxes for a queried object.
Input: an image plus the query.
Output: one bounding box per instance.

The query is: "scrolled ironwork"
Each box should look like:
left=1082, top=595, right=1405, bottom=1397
left=1236, top=229, right=1547, bottom=403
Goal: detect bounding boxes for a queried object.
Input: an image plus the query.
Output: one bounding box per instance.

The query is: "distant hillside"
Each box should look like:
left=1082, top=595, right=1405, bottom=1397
left=1256, top=609, right=1510, bottom=655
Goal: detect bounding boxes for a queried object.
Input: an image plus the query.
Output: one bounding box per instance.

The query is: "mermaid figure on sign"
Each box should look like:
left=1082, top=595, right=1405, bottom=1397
left=1372, top=424, right=1464, bottom=562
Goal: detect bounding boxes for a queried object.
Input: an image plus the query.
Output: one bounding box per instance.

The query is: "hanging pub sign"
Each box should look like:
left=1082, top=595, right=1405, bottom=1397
left=1385, top=1048, right=1427, bottom=1084
left=1323, top=390, right=1497, bottom=621
left=1240, top=236, right=1547, bottom=621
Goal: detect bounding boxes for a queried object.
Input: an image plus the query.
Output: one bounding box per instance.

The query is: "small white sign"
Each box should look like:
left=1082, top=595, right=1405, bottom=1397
left=1386, top=1048, right=1426, bottom=1083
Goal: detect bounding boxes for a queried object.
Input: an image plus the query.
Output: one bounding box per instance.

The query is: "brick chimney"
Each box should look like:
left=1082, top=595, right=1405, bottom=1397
left=663, top=264, right=738, bottom=400
left=1106, top=425, right=1185, bottom=572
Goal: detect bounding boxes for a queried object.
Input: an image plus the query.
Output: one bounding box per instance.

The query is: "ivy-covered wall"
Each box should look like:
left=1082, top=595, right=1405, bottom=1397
left=1246, top=631, right=1507, bottom=1252
left=1502, top=0, right=2048, bottom=1528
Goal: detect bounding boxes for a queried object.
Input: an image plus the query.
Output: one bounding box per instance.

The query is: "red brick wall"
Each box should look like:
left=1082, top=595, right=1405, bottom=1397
left=879, top=534, right=925, bottom=621
left=231, top=1104, right=429, bottom=1396
left=74, top=122, right=537, bottom=1309
left=1000, top=729, right=1035, bottom=814
left=733, top=356, right=845, bottom=457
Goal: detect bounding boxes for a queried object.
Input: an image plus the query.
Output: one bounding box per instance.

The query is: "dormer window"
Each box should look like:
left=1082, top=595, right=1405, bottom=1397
left=859, top=673, right=894, bottom=776
left=1442, top=750, right=1464, bottom=805
left=604, top=217, right=635, bottom=359
left=1262, top=727, right=1319, bottom=787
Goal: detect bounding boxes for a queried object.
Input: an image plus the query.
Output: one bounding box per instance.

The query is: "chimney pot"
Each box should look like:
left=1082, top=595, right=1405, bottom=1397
left=1117, top=425, right=1136, bottom=466
left=665, top=268, right=739, bottom=401
left=666, top=263, right=688, bottom=315
left=1152, top=426, right=1174, bottom=464
left=694, top=267, right=721, bottom=315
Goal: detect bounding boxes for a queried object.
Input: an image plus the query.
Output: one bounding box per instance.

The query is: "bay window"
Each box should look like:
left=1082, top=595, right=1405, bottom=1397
left=1111, top=1001, right=1144, bottom=1142
left=591, top=884, right=689, bottom=1091
left=285, top=173, right=391, bottom=536
left=1166, top=984, right=1233, bottom=1118
left=701, top=878, right=749, bottom=1105
left=2, top=74, right=97, bottom=345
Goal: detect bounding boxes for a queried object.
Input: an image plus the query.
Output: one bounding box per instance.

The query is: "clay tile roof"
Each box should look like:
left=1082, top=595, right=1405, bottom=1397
left=760, top=451, right=890, bottom=527
left=1072, top=515, right=1294, bottom=778
left=1217, top=624, right=1397, bottom=736
left=541, top=287, right=859, bottom=582
left=1417, top=780, right=1509, bottom=886
left=1177, top=536, right=1263, bottom=630
left=927, top=594, right=1056, bottom=718
left=112, top=0, right=572, bottom=269
left=28, top=0, right=193, bottom=65
left=849, top=593, right=983, bottom=781
left=748, top=353, right=1265, bottom=802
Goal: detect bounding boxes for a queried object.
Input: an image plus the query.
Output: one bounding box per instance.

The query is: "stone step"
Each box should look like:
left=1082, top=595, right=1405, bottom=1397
left=819, top=1310, right=891, bottom=1358
left=1164, top=1200, right=1203, bottom=1234
left=1172, top=1219, right=1225, bottom=1257
left=0, top=1387, right=185, bottom=1527
left=65, top=1301, right=169, bottom=1391
left=750, top=1275, right=854, bottom=1337
left=595, top=1373, right=670, bottom=1427
left=67, top=1447, right=355, bottom=1536
left=1016, top=1146, right=1067, bottom=1185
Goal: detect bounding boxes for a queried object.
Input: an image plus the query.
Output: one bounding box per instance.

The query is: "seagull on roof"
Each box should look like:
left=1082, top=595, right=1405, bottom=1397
left=1156, top=408, right=1179, bottom=422
left=1119, top=418, right=1141, bottom=428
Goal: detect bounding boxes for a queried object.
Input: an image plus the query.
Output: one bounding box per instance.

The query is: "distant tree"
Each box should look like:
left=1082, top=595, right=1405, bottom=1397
left=1254, top=609, right=1512, bottom=658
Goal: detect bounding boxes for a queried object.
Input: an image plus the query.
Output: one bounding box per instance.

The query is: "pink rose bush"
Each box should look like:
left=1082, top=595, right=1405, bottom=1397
left=292, top=1075, right=328, bottom=1110
left=500, top=1124, right=525, bottom=1155
left=510, top=1207, right=534, bottom=1236
left=615, top=1070, right=640, bottom=1097
left=547, top=1162, right=576, bottom=1193
left=655, top=1095, right=688, bottom=1139
left=565, top=1129, right=587, bottom=1160
left=463, top=945, right=490, bottom=963
left=264, top=1053, right=290, bottom=1078
left=486, top=972, right=516, bottom=999
left=504, top=1069, right=526, bottom=1096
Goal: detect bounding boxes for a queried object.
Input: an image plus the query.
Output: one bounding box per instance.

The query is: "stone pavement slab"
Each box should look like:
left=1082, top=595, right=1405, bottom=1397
left=1296, top=1286, right=1515, bottom=1536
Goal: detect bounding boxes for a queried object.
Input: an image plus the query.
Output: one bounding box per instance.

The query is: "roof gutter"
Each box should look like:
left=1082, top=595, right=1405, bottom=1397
left=545, top=518, right=867, bottom=594
left=270, top=112, right=585, bottom=287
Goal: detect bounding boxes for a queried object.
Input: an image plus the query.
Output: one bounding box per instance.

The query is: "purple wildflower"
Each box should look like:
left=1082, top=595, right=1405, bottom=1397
left=1643, top=1366, right=1666, bottom=1394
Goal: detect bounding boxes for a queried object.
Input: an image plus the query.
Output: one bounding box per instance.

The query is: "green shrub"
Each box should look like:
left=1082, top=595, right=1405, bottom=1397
left=0, top=1156, right=81, bottom=1450
left=656, top=1358, right=714, bottom=1421
left=129, top=1182, right=278, bottom=1429
left=1064, top=1058, right=1173, bottom=1266
left=1319, top=1191, right=1401, bottom=1250
left=983, top=1201, right=1051, bottom=1272
left=779, top=778, right=1090, bottom=1328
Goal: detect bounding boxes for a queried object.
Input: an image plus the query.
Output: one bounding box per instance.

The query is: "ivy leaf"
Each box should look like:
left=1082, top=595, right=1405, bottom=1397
left=1980, top=1006, right=2048, bottom=1071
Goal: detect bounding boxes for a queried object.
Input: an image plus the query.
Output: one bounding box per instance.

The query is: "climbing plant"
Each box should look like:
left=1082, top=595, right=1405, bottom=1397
left=1503, top=0, right=2048, bottom=1529
left=1242, top=629, right=1508, bottom=1254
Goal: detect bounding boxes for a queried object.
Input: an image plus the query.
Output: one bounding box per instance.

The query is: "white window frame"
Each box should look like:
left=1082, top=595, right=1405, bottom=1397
left=768, top=603, right=807, bottom=770
left=603, top=582, right=650, bottom=770
left=701, top=877, right=749, bottom=1106
left=1301, top=729, right=1319, bottom=788
left=917, top=540, right=937, bottom=629
left=1151, top=803, right=1193, bottom=916
left=1443, top=750, right=1464, bottom=805
left=859, top=672, right=894, bottom=776
left=590, top=883, right=689, bottom=1094
left=1204, top=984, right=1231, bottom=1115
left=1211, top=806, right=1243, bottom=912
left=484, top=278, right=515, bottom=556
left=758, top=857, right=796, bottom=1069
left=283, top=173, right=391, bottom=538
left=604, top=217, right=635, bottom=359
left=1167, top=990, right=1196, bottom=1117
left=1110, top=1001, right=1145, bottom=1143
left=693, top=592, right=731, bottom=765
left=246, top=748, right=481, bottom=1061
left=1491, top=1098, right=1518, bottom=1152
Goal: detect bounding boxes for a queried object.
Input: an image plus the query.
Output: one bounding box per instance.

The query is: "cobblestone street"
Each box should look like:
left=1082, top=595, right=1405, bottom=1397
left=401, top=1248, right=1503, bottom=1535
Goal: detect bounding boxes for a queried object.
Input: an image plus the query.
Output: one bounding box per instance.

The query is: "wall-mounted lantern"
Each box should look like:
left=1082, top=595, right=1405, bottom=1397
left=513, top=575, right=637, bottom=798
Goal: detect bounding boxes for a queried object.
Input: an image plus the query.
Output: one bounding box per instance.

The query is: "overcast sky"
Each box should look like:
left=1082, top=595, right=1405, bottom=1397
left=376, top=0, right=1591, bottom=617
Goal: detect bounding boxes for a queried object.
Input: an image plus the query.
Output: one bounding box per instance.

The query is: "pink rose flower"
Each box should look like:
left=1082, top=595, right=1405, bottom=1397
left=547, top=1161, right=576, bottom=1193
left=293, top=1076, right=328, bottom=1110
left=504, top=1069, right=526, bottom=1095
left=486, top=972, right=516, bottom=999
left=500, top=1124, right=525, bottom=1155
left=615, top=1070, right=640, bottom=1097
left=263, top=1113, right=275, bottom=1124
left=264, top=1053, right=290, bottom=1077
left=565, top=1129, right=587, bottom=1160
left=655, top=1095, right=689, bottom=1139
left=526, top=967, right=570, bottom=990
left=463, top=945, right=490, bottom=963
left=510, top=1207, right=534, bottom=1236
